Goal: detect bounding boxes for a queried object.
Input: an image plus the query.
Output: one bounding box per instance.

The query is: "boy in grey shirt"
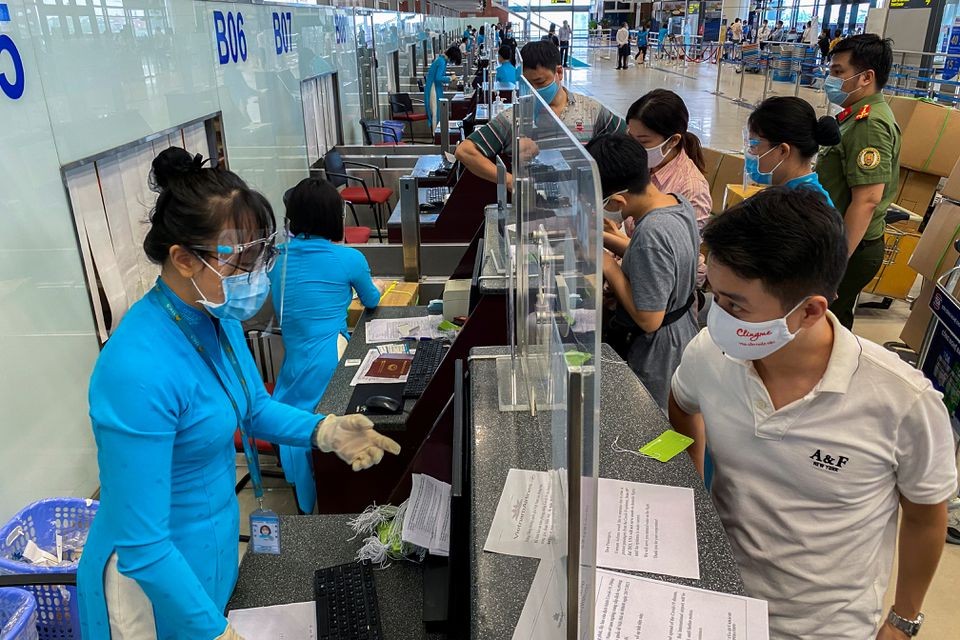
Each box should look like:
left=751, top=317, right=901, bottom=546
left=587, top=134, right=699, bottom=410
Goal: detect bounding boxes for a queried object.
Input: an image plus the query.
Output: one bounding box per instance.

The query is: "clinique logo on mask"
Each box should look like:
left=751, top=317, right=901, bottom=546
left=736, top=327, right=775, bottom=344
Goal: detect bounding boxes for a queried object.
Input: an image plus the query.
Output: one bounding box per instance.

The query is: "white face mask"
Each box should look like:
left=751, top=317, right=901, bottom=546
left=602, top=189, right=628, bottom=222
left=645, top=135, right=678, bottom=170
left=707, top=297, right=809, bottom=360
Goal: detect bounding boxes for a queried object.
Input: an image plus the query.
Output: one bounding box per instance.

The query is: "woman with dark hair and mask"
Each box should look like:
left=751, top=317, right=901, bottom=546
left=78, top=148, right=399, bottom=640
left=425, top=45, right=463, bottom=128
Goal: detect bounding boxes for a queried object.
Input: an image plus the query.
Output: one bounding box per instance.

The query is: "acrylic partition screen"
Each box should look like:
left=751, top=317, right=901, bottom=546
left=512, top=77, right=602, bottom=639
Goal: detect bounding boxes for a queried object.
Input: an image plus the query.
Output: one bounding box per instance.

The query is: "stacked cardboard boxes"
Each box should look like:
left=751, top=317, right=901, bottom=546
left=347, top=281, right=419, bottom=328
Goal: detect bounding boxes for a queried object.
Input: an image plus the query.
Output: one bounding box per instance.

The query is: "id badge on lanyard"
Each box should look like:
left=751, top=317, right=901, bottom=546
left=151, top=285, right=281, bottom=553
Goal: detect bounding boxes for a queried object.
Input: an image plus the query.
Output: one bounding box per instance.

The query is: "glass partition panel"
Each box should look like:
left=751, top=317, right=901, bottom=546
left=511, top=76, right=602, bottom=640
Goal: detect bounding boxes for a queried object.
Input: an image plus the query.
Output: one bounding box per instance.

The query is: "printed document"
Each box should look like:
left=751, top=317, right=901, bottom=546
left=227, top=601, right=316, bottom=640
left=596, top=478, right=699, bottom=579
left=365, top=316, right=444, bottom=343
left=484, top=469, right=557, bottom=558
left=401, top=473, right=451, bottom=556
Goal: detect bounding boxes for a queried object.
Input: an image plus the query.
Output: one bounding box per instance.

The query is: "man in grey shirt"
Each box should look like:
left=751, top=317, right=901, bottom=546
left=588, top=134, right=699, bottom=410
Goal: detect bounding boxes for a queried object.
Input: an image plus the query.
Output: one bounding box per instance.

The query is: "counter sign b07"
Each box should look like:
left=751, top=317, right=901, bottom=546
left=0, top=3, right=25, bottom=100
left=274, top=12, right=292, bottom=55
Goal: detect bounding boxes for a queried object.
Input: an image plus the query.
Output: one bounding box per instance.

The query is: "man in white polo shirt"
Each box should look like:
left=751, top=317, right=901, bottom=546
left=669, top=187, right=957, bottom=639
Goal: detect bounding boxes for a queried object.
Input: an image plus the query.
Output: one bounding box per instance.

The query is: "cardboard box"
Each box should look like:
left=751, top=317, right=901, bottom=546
left=700, top=147, right=725, bottom=190
left=886, top=96, right=960, bottom=177
left=941, top=156, right=960, bottom=202
left=722, top=184, right=765, bottom=210
left=710, top=152, right=745, bottom=214
left=895, top=169, right=940, bottom=215
left=864, top=220, right=921, bottom=300
left=900, top=278, right=935, bottom=352
left=347, top=281, right=419, bottom=328
left=908, top=199, right=960, bottom=280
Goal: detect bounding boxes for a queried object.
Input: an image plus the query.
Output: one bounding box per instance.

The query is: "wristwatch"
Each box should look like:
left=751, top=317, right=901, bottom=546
left=887, top=609, right=924, bottom=636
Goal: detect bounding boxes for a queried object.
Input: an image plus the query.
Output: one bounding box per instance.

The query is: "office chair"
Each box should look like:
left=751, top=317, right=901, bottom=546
left=389, top=92, right=427, bottom=142
left=360, top=119, right=405, bottom=146
left=323, top=149, right=393, bottom=241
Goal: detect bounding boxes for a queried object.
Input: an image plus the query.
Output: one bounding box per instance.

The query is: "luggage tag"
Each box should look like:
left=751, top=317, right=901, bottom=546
left=250, top=509, right=281, bottom=555
left=612, top=431, right=694, bottom=463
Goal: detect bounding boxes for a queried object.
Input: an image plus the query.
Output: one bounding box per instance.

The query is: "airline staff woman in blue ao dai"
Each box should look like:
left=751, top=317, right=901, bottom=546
left=77, top=148, right=400, bottom=640
left=268, top=178, right=381, bottom=514
left=425, top=45, right=464, bottom=129
left=744, top=96, right=841, bottom=207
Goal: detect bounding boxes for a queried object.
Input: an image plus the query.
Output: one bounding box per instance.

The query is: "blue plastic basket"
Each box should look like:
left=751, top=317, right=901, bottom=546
left=0, top=588, right=39, bottom=640
left=0, top=499, right=98, bottom=640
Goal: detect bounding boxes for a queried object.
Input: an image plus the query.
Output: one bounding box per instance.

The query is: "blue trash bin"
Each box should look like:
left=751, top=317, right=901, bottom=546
left=0, top=499, right=98, bottom=640
left=0, top=588, right=39, bottom=640
left=382, top=120, right=407, bottom=144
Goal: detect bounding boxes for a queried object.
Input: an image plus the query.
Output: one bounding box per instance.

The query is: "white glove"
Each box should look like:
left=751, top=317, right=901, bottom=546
left=312, top=414, right=402, bottom=471
left=214, top=624, right=246, bottom=640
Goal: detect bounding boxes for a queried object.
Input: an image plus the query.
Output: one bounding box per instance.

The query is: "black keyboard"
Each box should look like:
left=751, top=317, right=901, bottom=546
left=314, top=562, right=382, bottom=640
left=402, top=341, right=447, bottom=399
left=426, top=186, right=449, bottom=205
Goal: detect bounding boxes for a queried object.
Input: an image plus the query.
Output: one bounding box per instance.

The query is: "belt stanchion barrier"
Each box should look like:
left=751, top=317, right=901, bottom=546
left=735, top=46, right=749, bottom=106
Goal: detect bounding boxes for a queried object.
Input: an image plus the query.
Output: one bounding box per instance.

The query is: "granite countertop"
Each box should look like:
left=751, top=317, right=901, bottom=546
left=316, top=306, right=431, bottom=429
left=228, top=515, right=444, bottom=640
left=468, top=344, right=744, bottom=638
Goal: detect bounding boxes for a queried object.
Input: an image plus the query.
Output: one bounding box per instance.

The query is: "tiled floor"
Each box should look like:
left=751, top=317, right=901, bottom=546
left=237, top=51, right=960, bottom=632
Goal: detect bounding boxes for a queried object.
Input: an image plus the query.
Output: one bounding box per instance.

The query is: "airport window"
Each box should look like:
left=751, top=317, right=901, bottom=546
left=62, top=118, right=219, bottom=344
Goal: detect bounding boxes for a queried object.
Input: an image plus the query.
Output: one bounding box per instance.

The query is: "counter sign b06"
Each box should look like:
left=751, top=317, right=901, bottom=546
left=214, top=10, right=248, bottom=65
left=0, top=3, right=25, bottom=101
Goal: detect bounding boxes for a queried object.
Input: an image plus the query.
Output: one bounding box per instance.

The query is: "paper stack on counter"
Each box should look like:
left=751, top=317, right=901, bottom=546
left=485, top=469, right=700, bottom=579
left=401, top=473, right=451, bottom=557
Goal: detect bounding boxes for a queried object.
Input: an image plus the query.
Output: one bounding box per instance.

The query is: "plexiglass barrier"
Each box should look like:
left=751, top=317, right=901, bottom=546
left=506, top=75, right=602, bottom=639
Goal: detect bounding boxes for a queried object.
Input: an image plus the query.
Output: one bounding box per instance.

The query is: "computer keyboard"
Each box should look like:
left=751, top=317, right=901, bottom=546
left=402, top=341, right=447, bottom=399
left=426, top=186, right=450, bottom=205
left=314, top=562, right=383, bottom=640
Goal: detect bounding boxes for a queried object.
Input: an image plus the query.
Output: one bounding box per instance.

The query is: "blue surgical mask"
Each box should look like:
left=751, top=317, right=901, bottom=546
left=823, top=71, right=865, bottom=106
left=193, top=259, right=272, bottom=321
left=744, top=146, right=783, bottom=186
left=537, top=79, right=560, bottom=105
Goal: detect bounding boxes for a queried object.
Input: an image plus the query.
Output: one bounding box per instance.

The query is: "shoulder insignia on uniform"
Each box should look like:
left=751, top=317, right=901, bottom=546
left=836, top=107, right=853, bottom=123
left=855, top=104, right=871, bottom=121
left=857, top=147, right=881, bottom=170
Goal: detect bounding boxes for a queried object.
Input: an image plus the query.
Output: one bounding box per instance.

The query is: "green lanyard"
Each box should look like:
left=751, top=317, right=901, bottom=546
left=150, top=285, right=265, bottom=502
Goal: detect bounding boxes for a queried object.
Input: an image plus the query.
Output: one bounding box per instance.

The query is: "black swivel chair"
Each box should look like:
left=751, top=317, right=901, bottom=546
left=322, top=149, right=393, bottom=241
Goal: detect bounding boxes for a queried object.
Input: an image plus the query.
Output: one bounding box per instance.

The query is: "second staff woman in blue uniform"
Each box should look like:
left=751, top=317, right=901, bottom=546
left=425, top=45, right=464, bottom=129
left=269, top=178, right=381, bottom=513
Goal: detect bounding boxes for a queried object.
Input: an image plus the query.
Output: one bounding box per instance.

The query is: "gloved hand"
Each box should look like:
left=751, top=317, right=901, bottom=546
left=214, top=623, right=246, bottom=640
left=312, top=414, right=402, bottom=471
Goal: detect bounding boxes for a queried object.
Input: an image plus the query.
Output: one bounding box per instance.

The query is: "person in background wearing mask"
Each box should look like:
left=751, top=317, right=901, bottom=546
left=559, top=20, right=572, bottom=67
left=634, top=22, right=649, bottom=65
left=770, top=20, right=785, bottom=41
left=267, top=178, right=381, bottom=515
left=590, top=134, right=699, bottom=411
left=757, top=19, right=770, bottom=48
left=611, top=90, right=711, bottom=286
left=616, top=22, right=631, bottom=69
left=815, top=34, right=900, bottom=329
left=78, top=150, right=399, bottom=639
left=456, top=41, right=626, bottom=188
left=669, top=186, right=955, bottom=640
left=495, top=45, right=519, bottom=84
left=745, top=96, right=840, bottom=206
left=425, top=45, right=463, bottom=129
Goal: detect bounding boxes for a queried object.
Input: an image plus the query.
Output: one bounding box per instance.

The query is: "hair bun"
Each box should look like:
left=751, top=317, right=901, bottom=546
left=814, top=116, right=841, bottom=147
left=150, top=147, right=204, bottom=191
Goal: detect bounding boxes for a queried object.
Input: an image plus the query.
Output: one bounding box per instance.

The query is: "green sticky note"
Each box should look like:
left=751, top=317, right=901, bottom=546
left=437, top=320, right=460, bottom=332
left=638, top=430, right=694, bottom=462
left=564, top=351, right=592, bottom=366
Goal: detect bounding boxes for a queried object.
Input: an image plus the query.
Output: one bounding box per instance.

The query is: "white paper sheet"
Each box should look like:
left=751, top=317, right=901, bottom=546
left=596, top=479, right=700, bottom=579
left=593, top=569, right=769, bottom=640
left=401, top=474, right=451, bottom=556
left=484, top=469, right=556, bottom=558
left=511, top=558, right=565, bottom=640
left=227, top=601, right=317, bottom=640
left=365, top=316, right=444, bottom=343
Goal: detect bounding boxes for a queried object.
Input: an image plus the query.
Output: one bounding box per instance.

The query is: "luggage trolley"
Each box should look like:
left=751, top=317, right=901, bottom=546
left=917, top=256, right=960, bottom=439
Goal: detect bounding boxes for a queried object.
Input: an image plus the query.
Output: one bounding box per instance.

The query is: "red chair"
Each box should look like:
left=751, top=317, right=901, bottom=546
left=344, top=226, right=372, bottom=244
left=323, top=149, right=393, bottom=241
left=389, top=93, right=428, bottom=142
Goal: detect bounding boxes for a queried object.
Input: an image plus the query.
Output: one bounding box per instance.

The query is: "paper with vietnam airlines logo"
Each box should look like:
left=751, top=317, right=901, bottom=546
left=485, top=470, right=699, bottom=580
left=512, top=564, right=769, bottom=640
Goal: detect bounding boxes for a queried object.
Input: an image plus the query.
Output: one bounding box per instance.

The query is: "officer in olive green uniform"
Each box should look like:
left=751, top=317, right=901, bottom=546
left=816, top=34, right=900, bottom=330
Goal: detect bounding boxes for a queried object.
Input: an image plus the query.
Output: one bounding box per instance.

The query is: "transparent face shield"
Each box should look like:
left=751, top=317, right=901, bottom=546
left=190, top=229, right=281, bottom=280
